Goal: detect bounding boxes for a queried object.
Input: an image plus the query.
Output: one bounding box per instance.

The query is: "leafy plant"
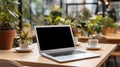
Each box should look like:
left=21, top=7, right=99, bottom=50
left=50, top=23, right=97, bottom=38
left=94, top=15, right=119, bottom=28
left=19, top=22, right=32, bottom=44
left=0, top=0, right=20, bottom=30
left=19, top=30, right=29, bottom=40
left=19, top=30, right=32, bottom=46
left=88, top=15, right=119, bottom=34
left=41, top=7, right=62, bottom=25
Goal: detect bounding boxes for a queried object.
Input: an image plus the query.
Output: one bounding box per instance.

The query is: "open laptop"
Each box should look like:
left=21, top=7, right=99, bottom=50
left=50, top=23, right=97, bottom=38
left=34, top=25, right=100, bottom=62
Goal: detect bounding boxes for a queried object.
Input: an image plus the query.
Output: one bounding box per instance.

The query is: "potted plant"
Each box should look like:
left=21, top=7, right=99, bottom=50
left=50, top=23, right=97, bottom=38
left=0, top=0, right=20, bottom=50
left=19, top=22, right=32, bottom=49
left=88, top=15, right=119, bottom=35
left=87, top=16, right=104, bottom=35
left=19, top=30, right=29, bottom=49
left=95, top=15, right=119, bottom=35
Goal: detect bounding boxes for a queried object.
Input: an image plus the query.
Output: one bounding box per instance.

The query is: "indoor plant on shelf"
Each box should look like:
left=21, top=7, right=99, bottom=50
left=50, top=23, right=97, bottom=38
left=0, top=0, right=20, bottom=50
left=19, top=30, right=30, bottom=49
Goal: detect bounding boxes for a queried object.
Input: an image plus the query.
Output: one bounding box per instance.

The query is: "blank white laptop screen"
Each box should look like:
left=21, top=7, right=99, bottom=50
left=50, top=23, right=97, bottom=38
left=35, top=25, right=100, bottom=62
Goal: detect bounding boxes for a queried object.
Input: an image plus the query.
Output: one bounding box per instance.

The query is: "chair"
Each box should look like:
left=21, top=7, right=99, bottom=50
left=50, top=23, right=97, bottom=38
left=0, top=59, right=23, bottom=67
left=0, top=59, right=32, bottom=67
left=110, top=44, right=120, bottom=67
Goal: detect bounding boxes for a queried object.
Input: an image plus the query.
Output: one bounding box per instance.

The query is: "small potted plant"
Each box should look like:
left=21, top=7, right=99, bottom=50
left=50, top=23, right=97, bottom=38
left=18, top=22, right=32, bottom=49
left=19, top=30, right=29, bottom=49
left=71, top=24, right=81, bottom=45
left=0, top=0, right=20, bottom=50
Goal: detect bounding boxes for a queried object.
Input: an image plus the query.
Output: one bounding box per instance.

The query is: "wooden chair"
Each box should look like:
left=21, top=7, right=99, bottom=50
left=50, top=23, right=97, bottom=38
left=0, top=59, right=32, bottom=67
left=0, top=59, right=23, bottom=67
left=110, top=44, right=120, bottom=67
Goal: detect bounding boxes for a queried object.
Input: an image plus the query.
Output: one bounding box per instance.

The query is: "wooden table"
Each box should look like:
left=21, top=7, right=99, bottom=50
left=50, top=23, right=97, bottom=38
left=105, top=33, right=120, bottom=44
left=0, top=43, right=117, bottom=67
left=79, top=32, right=120, bottom=44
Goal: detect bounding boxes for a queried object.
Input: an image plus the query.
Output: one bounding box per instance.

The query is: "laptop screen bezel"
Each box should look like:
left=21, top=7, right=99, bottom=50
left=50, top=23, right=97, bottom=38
left=34, top=25, right=76, bottom=53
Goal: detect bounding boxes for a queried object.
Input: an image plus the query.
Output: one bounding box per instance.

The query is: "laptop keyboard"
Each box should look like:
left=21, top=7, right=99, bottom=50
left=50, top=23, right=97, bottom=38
left=47, top=50, right=86, bottom=57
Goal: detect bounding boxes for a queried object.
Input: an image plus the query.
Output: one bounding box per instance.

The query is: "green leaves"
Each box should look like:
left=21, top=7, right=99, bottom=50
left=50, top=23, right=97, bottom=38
left=20, top=30, right=29, bottom=40
left=8, top=10, right=19, bottom=18
left=87, top=15, right=119, bottom=34
left=0, top=0, right=20, bottom=30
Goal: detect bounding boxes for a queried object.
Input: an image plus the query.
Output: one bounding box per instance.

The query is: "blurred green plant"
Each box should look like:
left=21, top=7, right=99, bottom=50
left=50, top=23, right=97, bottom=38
left=19, top=30, right=29, bottom=40
left=87, top=15, right=119, bottom=34
left=41, top=6, right=62, bottom=25
left=0, top=0, right=20, bottom=30
left=19, top=22, right=32, bottom=45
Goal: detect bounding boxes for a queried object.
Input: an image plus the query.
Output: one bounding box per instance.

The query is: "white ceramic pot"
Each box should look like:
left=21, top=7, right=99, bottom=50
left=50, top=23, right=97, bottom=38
left=19, top=40, right=29, bottom=49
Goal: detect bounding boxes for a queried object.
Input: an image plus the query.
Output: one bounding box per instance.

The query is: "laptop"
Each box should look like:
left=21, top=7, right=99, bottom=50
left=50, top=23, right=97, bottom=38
left=34, top=25, right=100, bottom=62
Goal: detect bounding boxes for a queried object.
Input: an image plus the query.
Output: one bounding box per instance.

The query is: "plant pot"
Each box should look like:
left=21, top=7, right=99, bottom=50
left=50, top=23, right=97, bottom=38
left=102, top=27, right=117, bottom=35
left=0, top=30, right=16, bottom=50
left=19, top=40, right=29, bottom=49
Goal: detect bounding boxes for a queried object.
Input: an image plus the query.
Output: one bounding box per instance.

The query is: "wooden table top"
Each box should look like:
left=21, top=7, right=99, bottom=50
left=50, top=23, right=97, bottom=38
left=105, top=33, right=120, bottom=40
left=79, top=32, right=120, bottom=44
left=0, top=43, right=117, bottom=67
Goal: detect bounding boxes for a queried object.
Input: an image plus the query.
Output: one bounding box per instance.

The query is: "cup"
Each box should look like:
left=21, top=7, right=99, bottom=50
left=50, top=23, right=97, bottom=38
left=74, top=36, right=78, bottom=45
left=88, top=39, right=98, bottom=48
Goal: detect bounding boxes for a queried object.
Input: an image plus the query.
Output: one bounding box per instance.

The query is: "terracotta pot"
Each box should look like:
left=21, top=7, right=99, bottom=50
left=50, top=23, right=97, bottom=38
left=102, top=27, right=117, bottom=35
left=0, top=30, right=16, bottom=50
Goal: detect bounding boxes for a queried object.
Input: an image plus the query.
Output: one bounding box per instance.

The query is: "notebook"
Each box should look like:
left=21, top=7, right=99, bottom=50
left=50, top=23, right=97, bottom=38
left=34, top=25, right=100, bottom=62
